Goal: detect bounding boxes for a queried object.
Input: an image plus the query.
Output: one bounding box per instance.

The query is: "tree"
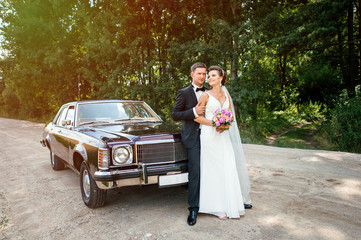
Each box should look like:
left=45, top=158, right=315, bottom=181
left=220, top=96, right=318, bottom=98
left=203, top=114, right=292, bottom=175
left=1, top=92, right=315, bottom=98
left=0, top=0, right=81, bottom=117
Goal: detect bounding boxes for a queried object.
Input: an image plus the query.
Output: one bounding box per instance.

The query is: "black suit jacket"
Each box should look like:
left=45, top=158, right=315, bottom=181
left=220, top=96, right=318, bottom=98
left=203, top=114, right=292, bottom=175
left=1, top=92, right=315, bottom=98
left=172, top=85, right=200, bottom=149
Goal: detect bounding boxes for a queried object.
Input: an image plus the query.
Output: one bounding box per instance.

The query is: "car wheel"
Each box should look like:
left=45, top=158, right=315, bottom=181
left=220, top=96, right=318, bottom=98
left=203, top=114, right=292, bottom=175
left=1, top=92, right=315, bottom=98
left=80, top=162, right=107, bottom=208
left=50, top=151, right=65, bottom=170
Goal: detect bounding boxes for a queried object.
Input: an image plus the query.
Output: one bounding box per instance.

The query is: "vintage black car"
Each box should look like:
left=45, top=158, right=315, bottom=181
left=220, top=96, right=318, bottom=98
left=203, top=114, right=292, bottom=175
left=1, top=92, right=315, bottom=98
left=40, top=100, right=188, bottom=208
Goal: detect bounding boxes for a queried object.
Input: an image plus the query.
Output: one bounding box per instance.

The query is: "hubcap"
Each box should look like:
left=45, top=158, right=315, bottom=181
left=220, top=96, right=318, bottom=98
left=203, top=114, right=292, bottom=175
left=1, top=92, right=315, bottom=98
left=82, top=169, right=91, bottom=198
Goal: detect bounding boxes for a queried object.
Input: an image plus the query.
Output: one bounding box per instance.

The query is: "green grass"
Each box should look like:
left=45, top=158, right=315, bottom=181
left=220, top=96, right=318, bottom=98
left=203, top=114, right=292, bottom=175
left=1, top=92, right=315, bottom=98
left=274, top=122, right=333, bottom=150
left=1, top=215, right=8, bottom=230
left=239, top=115, right=295, bottom=144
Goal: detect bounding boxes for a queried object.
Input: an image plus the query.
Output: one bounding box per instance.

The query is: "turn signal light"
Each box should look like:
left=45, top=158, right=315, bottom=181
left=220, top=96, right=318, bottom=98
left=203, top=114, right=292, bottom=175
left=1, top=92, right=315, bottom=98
left=98, top=148, right=109, bottom=170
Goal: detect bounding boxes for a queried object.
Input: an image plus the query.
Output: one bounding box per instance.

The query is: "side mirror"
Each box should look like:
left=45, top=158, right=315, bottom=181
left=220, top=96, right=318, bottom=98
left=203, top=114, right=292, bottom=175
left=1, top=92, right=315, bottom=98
left=61, top=119, right=72, bottom=126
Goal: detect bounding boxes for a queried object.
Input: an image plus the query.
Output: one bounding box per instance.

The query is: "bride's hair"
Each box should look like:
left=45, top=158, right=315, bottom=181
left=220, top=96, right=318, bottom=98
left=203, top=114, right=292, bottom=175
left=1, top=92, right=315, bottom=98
left=208, top=66, right=227, bottom=85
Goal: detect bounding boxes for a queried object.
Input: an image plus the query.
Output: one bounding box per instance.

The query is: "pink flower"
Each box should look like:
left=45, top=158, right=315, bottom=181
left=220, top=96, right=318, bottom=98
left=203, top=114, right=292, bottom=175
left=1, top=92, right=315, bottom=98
left=211, top=108, right=233, bottom=129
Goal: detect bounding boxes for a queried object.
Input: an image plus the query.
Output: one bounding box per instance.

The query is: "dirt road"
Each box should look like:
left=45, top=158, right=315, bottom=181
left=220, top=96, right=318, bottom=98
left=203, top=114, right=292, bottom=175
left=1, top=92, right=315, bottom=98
left=0, top=117, right=360, bottom=240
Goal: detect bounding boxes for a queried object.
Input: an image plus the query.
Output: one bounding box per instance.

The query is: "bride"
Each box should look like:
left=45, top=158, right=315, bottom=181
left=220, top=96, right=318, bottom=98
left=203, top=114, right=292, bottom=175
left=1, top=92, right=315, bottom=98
left=194, top=65, right=252, bottom=219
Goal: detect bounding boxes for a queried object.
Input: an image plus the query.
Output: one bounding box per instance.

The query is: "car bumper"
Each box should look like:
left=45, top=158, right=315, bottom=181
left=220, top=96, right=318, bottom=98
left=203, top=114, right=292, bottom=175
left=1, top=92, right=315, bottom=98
left=94, top=161, right=188, bottom=189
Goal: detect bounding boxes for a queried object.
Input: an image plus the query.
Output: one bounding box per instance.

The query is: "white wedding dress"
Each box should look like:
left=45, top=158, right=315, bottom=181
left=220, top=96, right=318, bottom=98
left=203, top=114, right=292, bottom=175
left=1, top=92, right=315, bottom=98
left=198, top=92, right=245, bottom=218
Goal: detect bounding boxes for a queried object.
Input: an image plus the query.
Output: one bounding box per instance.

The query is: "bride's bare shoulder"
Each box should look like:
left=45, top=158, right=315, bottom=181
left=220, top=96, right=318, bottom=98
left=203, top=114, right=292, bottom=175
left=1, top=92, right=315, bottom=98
left=198, top=92, right=209, bottom=105
left=201, top=91, right=210, bottom=96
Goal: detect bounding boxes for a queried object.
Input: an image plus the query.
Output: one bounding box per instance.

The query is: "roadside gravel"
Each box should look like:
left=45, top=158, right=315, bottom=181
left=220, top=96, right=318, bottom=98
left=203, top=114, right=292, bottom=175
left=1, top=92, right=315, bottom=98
left=0, top=117, right=360, bottom=240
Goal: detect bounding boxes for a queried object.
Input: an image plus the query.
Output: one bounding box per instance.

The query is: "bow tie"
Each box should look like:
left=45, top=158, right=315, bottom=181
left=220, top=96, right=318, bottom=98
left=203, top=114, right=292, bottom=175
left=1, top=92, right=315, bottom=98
left=195, top=86, right=206, bottom=92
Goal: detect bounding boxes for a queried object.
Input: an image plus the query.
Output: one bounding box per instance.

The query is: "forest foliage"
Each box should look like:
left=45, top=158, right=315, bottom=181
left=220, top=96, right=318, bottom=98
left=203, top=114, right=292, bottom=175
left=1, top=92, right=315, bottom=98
left=0, top=0, right=360, bottom=152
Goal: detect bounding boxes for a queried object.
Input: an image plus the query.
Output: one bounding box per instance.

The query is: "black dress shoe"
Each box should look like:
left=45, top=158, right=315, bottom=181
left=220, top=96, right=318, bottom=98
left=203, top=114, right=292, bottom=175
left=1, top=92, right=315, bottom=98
left=187, top=210, right=197, bottom=226
left=244, top=204, right=253, bottom=209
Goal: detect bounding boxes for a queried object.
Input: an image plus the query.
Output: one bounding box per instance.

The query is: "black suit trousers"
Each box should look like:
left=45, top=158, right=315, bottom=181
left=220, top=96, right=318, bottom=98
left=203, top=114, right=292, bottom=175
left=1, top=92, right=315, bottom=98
left=187, top=132, right=200, bottom=212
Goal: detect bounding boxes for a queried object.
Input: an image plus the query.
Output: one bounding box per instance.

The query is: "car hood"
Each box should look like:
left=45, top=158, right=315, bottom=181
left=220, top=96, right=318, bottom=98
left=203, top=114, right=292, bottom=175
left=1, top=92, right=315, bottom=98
left=78, top=122, right=181, bottom=143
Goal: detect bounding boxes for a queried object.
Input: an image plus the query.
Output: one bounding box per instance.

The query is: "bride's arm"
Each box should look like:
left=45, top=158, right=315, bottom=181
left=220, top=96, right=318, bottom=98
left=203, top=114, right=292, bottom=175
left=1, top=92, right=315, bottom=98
left=194, top=93, right=212, bottom=126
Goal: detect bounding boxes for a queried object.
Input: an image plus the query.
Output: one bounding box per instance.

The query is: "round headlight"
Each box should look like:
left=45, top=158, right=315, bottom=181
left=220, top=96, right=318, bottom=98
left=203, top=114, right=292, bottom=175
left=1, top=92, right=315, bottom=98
left=113, top=147, right=131, bottom=164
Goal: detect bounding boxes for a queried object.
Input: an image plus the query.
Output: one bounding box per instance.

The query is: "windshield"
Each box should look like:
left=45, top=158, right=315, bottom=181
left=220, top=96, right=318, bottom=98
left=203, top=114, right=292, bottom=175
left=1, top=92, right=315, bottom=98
left=76, top=102, right=161, bottom=126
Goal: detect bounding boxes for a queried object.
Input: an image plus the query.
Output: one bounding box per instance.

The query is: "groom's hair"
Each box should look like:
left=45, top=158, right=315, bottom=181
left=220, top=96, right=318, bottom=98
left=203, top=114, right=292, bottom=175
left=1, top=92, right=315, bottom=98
left=191, top=62, right=207, bottom=72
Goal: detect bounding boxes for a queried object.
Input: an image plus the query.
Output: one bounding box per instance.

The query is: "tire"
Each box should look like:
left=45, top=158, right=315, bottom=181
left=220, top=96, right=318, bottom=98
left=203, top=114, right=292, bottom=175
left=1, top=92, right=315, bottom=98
left=50, top=151, right=65, bottom=171
left=80, top=162, right=107, bottom=208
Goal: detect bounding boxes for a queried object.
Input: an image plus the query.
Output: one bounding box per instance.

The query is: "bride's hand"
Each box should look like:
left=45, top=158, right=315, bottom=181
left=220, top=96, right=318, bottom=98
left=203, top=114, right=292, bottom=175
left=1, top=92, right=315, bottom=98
left=216, top=125, right=230, bottom=133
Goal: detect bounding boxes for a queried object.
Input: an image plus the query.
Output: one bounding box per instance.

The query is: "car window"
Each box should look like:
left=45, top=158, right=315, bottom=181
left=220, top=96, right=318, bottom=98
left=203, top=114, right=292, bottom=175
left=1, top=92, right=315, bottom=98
left=77, top=102, right=161, bottom=125
left=133, top=104, right=153, bottom=118
left=56, top=107, right=69, bottom=126
left=65, top=106, right=75, bottom=126
left=53, top=107, right=64, bottom=124
left=56, top=106, right=75, bottom=126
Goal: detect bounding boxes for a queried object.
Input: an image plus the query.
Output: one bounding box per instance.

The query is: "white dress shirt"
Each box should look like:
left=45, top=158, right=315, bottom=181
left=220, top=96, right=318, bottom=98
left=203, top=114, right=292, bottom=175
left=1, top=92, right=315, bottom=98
left=192, top=84, right=205, bottom=118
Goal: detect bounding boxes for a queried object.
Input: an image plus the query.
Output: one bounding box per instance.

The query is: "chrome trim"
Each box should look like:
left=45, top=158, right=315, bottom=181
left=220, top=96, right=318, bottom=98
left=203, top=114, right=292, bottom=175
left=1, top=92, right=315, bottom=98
left=95, top=176, right=158, bottom=189
left=140, top=163, right=147, bottom=183
left=112, top=145, right=133, bottom=165
left=135, top=139, right=175, bottom=145
left=82, top=169, right=91, bottom=198
left=138, top=161, right=176, bottom=166
left=94, top=168, right=140, bottom=177
left=73, top=144, right=88, bottom=163
left=94, top=160, right=188, bottom=190
left=135, top=140, right=187, bottom=165
left=134, top=143, right=138, bottom=164
left=74, top=101, right=162, bottom=127
left=142, top=101, right=163, bottom=121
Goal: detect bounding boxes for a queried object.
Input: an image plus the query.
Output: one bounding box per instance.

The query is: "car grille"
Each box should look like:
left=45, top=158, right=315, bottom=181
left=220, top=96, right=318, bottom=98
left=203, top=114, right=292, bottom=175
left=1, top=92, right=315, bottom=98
left=136, top=141, right=187, bottom=164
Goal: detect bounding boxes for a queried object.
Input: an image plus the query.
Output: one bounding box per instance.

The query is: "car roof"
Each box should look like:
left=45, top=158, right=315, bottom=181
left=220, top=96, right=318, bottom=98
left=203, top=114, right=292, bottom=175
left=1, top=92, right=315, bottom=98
left=65, top=99, right=144, bottom=105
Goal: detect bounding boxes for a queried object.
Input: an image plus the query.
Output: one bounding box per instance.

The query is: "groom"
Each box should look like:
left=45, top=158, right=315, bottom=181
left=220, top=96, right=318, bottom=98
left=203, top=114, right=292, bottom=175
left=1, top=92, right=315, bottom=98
left=172, top=62, right=207, bottom=226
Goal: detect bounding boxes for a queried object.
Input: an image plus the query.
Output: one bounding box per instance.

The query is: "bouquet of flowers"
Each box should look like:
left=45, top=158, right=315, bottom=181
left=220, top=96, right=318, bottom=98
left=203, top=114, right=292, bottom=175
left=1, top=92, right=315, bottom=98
left=212, top=108, right=233, bottom=129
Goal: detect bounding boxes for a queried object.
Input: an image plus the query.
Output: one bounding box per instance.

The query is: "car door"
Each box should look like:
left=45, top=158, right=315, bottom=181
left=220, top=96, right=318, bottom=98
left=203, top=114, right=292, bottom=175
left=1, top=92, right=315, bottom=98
left=62, top=105, right=80, bottom=165
left=50, top=105, right=74, bottom=162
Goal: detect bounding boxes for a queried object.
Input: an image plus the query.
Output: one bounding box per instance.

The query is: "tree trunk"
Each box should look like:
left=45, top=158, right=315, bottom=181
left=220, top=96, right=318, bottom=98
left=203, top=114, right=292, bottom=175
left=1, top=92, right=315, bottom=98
left=77, top=74, right=81, bottom=100
left=337, top=26, right=347, bottom=85
left=230, top=37, right=238, bottom=81
left=141, top=47, right=145, bottom=85
left=148, top=46, right=152, bottom=85
left=347, top=1, right=355, bottom=94
left=356, top=0, right=361, bottom=85
left=278, top=54, right=287, bottom=89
